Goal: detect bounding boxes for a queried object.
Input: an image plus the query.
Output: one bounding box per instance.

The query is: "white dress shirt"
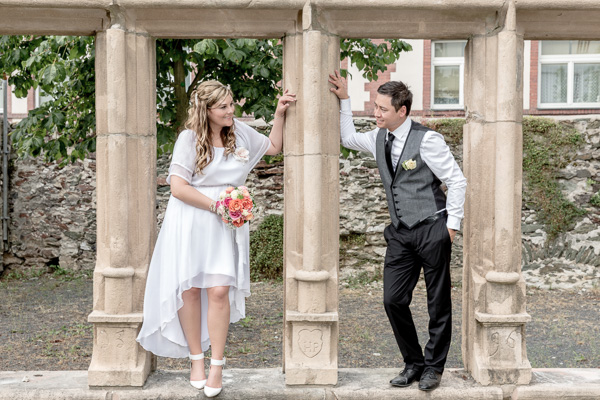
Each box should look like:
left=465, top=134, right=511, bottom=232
left=340, top=98, right=467, bottom=231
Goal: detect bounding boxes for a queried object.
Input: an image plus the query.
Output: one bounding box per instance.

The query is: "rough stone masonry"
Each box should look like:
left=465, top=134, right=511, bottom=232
left=1, top=117, right=598, bottom=290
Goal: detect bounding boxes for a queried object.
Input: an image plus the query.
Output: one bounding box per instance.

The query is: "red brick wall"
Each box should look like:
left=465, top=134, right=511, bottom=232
left=423, top=40, right=432, bottom=111
left=528, top=40, right=539, bottom=114
left=359, top=39, right=397, bottom=116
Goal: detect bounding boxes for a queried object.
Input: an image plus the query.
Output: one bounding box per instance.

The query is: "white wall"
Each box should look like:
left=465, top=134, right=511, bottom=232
left=11, top=91, right=28, bottom=114
left=347, top=63, right=370, bottom=112
left=523, top=40, right=531, bottom=110
left=390, top=39, right=424, bottom=111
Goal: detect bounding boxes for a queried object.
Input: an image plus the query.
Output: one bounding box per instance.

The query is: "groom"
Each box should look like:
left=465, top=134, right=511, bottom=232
left=329, top=71, right=466, bottom=391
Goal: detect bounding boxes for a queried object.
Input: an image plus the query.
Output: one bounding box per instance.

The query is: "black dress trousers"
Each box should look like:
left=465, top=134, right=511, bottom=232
left=382, top=216, right=453, bottom=373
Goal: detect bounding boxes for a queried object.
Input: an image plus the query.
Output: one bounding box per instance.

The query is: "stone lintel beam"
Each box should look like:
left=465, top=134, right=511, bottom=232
left=0, top=7, right=106, bottom=35
left=134, top=9, right=299, bottom=38
left=518, top=9, right=600, bottom=40
left=4, top=2, right=600, bottom=39
left=4, top=0, right=600, bottom=9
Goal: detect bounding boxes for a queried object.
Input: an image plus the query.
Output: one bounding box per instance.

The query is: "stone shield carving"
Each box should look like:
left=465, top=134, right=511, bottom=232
left=298, top=329, right=323, bottom=358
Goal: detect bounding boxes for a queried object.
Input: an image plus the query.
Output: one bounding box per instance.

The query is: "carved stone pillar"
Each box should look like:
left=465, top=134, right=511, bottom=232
left=282, top=4, right=340, bottom=386
left=88, top=10, right=156, bottom=387
left=462, top=0, right=532, bottom=386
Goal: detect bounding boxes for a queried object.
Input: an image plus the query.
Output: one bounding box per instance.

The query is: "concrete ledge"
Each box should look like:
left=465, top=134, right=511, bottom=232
left=514, top=369, right=600, bottom=399
left=0, top=368, right=599, bottom=399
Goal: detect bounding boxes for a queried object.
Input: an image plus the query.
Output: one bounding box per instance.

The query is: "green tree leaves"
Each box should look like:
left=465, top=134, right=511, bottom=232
left=340, top=39, right=412, bottom=81
left=1, top=35, right=411, bottom=164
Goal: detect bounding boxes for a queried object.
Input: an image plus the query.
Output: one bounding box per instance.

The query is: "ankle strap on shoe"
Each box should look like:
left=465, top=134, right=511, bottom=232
left=210, top=358, right=226, bottom=366
left=189, top=353, right=205, bottom=360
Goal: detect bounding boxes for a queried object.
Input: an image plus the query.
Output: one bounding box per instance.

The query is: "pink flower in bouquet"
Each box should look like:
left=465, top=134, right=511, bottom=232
left=223, top=197, right=232, bottom=207
left=225, top=186, right=234, bottom=194
left=229, top=210, right=242, bottom=220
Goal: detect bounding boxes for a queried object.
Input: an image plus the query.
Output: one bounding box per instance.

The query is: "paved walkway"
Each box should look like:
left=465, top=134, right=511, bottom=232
left=1, top=368, right=599, bottom=399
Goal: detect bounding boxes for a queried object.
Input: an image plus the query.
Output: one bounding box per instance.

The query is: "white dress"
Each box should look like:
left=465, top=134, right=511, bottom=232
left=136, top=120, right=270, bottom=358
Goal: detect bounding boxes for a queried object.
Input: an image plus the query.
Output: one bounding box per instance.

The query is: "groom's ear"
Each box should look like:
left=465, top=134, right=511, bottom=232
left=397, top=105, right=407, bottom=118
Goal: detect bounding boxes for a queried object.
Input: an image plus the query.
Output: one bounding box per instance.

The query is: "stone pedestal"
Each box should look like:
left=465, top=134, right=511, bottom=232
left=88, top=16, right=157, bottom=387
left=282, top=4, right=340, bottom=386
left=462, top=0, right=532, bottom=386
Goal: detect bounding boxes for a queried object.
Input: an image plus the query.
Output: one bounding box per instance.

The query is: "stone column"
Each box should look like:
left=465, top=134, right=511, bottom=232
left=282, top=4, right=340, bottom=386
left=462, top=0, right=532, bottom=386
left=88, top=10, right=157, bottom=387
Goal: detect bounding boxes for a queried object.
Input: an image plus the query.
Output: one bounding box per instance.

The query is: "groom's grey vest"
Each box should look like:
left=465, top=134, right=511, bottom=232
left=376, top=121, right=447, bottom=229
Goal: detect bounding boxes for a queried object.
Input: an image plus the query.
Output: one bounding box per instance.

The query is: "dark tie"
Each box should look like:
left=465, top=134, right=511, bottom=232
left=385, top=133, right=395, bottom=175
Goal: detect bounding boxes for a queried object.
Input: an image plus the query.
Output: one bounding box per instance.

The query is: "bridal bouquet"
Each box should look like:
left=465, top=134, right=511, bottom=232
left=216, top=186, right=255, bottom=228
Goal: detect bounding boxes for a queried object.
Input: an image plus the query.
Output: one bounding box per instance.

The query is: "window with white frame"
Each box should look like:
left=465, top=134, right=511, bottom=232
left=431, top=40, right=467, bottom=109
left=539, top=40, right=600, bottom=108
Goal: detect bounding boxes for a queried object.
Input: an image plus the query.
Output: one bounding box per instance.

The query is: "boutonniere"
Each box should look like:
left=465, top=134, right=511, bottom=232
left=233, top=147, right=250, bottom=164
left=401, top=159, right=417, bottom=171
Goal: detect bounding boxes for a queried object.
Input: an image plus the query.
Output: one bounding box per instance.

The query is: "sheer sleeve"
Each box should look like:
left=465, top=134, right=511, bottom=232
left=166, top=129, right=196, bottom=185
left=234, top=120, right=271, bottom=170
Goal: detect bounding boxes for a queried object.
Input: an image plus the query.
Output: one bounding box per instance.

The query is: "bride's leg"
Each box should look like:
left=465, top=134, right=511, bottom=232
left=206, top=286, right=230, bottom=389
left=178, top=288, right=206, bottom=381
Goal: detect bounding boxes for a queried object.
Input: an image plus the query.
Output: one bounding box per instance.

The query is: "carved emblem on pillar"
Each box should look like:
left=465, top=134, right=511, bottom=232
left=298, top=329, right=324, bottom=358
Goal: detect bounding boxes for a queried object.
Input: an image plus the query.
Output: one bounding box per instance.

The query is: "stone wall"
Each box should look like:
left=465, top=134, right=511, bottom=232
left=1, top=118, right=599, bottom=289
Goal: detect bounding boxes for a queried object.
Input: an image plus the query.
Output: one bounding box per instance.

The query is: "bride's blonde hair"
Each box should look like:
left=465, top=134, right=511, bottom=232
left=184, top=80, right=236, bottom=174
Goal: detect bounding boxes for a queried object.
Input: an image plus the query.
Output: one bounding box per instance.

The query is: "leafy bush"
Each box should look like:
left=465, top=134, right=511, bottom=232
left=394, top=117, right=586, bottom=239
left=522, top=117, right=585, bottom=239
left=422, top=118, right=465, bottom=145
left=249, top=214, right=284, bottom=281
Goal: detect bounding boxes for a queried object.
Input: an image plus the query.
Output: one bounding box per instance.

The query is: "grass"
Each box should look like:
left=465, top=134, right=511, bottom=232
left=239, top=315, right=253, bottom=328
left=1, top=265, right=92, bottom=283
left=344, top=268, right=383, bottom=288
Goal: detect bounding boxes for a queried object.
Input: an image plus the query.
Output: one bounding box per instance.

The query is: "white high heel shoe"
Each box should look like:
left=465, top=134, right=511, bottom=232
left=188, top=353, right=207, bottom=389
left=203, top=357, right=226, bottom=398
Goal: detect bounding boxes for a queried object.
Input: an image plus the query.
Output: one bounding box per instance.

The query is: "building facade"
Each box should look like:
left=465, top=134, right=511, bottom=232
left=346, top=39, right=600, bottom=117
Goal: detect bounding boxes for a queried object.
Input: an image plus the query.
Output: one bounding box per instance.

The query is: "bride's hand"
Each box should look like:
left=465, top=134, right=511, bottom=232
left=274, top=89, right=296, bottom=118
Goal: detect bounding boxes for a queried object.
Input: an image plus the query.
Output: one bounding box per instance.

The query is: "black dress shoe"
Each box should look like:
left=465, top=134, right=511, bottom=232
left=390, top=367, right=423, bottom=387
left=418, top=368, right=442, bottom=391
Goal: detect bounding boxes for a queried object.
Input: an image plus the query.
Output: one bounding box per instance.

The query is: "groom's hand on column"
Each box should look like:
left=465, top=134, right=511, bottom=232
left=328, top=70, right=349, bottom=100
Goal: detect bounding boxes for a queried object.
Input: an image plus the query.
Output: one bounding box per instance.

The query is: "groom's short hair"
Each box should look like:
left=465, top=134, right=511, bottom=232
left=377, top=81, right=412, bottom=115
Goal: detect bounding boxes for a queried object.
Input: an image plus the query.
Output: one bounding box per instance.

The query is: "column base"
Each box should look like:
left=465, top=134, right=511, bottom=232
left=88, top=361, right=152, bottom=388
left=87, top=311, right=152, bottom=387
left=285, top=366, right=337, bottom=385
left=470, top=358, right=532, bottom=386
left=284, top=312, right=338, bottom=385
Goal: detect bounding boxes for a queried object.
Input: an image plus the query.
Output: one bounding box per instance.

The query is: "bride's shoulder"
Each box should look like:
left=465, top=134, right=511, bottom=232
left=177, top=129, right=197, bottom=142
